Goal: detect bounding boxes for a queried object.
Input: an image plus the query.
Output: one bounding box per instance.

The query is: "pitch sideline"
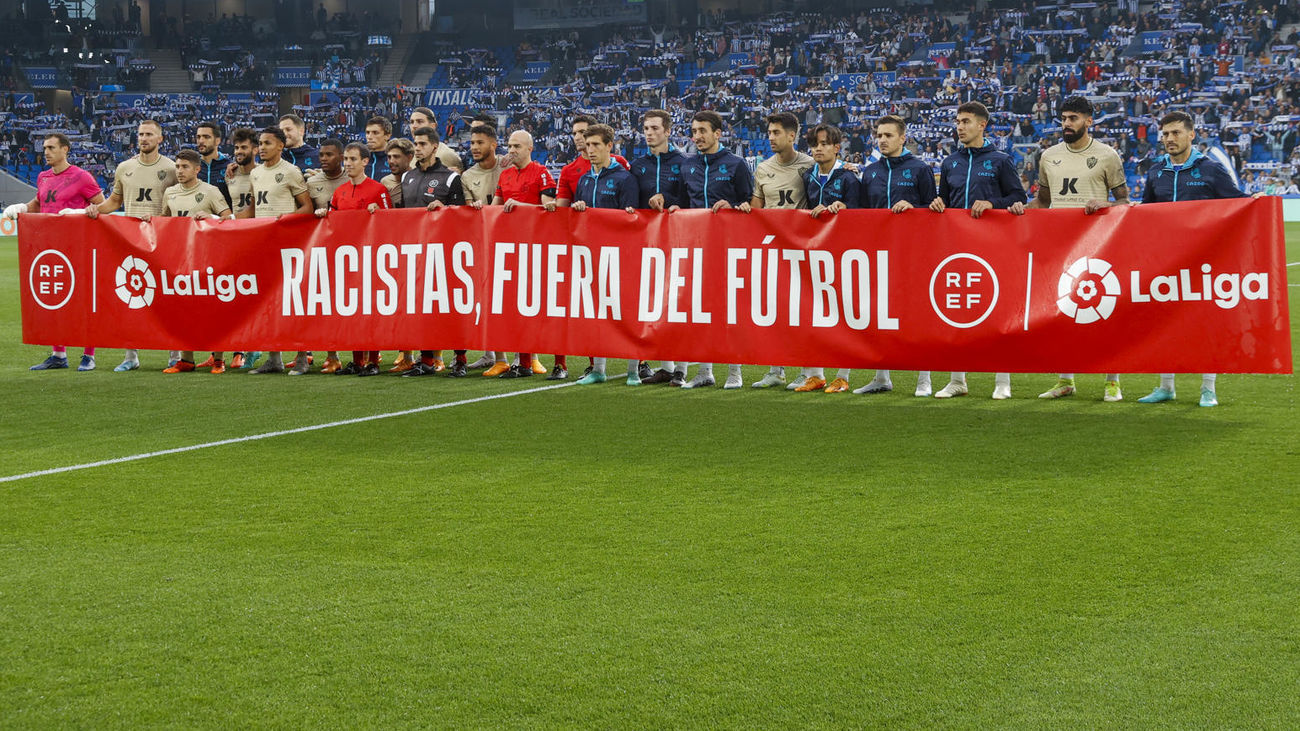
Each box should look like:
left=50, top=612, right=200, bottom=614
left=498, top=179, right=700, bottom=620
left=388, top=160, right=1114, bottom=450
left=0, top=377, right=608, bottom=484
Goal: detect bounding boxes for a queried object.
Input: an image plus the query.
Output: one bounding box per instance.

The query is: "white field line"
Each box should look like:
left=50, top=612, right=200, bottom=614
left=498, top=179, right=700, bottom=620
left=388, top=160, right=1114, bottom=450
left=0, top=377, right=605, bottom=484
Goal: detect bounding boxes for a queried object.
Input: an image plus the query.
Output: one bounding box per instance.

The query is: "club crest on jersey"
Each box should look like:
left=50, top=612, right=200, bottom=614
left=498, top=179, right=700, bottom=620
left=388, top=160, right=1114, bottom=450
left=1087, top=156, right=1098, bottom=169
left=157, top=170, right=167, bottom=181
left=982, top=159, right=993, bottom=171
left=195, top=193, right=204, bottom=202
left=606, top=178, right=616, bottom=189
left=1191, top=167, right=1202, bottom=179
left=903, top=169, right=913, bottom=179
left=671, top=164, right=680, bottom=174
left=718, top=164, right=728, bottom=175
left=275, top=173, right=284, bottom=183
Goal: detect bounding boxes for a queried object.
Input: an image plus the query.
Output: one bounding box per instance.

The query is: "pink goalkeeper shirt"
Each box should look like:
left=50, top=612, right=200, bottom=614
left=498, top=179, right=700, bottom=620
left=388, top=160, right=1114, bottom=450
left=35, top=164, right=102, bottom=212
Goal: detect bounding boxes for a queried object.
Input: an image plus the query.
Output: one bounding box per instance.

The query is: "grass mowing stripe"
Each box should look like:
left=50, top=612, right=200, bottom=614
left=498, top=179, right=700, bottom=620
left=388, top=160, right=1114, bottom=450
left=0, top=376, right=611, bottom=484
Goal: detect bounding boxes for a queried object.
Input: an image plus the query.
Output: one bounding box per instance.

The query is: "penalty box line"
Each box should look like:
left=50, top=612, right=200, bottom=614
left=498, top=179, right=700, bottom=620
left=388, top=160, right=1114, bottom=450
left=0, top=378, right=596, bottom=485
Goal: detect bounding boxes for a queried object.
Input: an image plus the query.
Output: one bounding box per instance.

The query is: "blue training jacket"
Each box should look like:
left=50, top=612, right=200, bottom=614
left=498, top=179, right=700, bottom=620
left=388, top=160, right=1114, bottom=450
left=1141, top=150, right=1245, bottom=203
left=683, top=148, right=754, bottom=209
left=937, top=141, right=1025, bottom=209
left=574, top=162, right=639, bottom=210
left=861, top=152, right=937, bottom=209
left=283, top=144, right=318, bottom=173
left=630, top=148, right=689, bottom=209
left=802, top=161, right=860, bottom=209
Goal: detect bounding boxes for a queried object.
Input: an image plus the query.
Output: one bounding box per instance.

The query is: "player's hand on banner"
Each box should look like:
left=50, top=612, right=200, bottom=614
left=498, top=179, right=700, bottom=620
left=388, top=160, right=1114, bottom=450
left=1252, top=192, right=1266, bottom=199
left=469, top=200, right=484, bottom=210
left=711, top=199, right=732, bottom=213
left=571, top=201, right=587, bottom=211
left=502, top=198, right=519, bottom=212
left=314, top=208, right=328, bottom=218
left=427, top=200, right=445, bottom=210
left=367, top=203, right=380, bottom=213
left=648, top=193, right=665, bottom=211
left=624, top=207, right=635, bottom=214
left=1008, top=201, right=1026, bottom=215
left=3, top=202, right=27, bottom=219
left=1084, top=199, right=1104, bottom=214
left=970, top=200, right=993, bottom=218
left=542, top=201, right=557, bottom=212
left=891, top=200, right=914, bottom=213
left=85, top=205, right=100, bottom=219
left=929, top=197, right=945, bottom=213
left=666, top=204, right=681, bottom=213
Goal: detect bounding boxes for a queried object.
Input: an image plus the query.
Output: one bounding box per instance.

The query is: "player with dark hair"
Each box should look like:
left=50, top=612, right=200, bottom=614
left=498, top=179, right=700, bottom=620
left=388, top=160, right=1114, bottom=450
left=749, top=111, right=818, bottom=390
left=458, top=123, right=508, bottom=373
left=382, top=138, right=413, bottom=207
left=223, top=127, right=261, bottom=370
left=195, top=120, right=230, bottom=206
left=570, top=123, right=640, bottom=385
left=1135, top=110, right=1260, bottom=408
left=632, top=109, right=691, bottom=386
left=408, top=106, right=462, bottom=170
left=801, top=123, right=860, bottom=393
left=679, top=110, right=754, bottom=390
left=401, top=125, right=469, bottom=378
left=1028, top=96, right=1130, bottom=402
left=241, top=126, right=313, bottom=375
left=86, top=119, right=178, bottom=373
left=278, top=114, right=317, bottom=172
left=363, top=116, right=392, bottom=180
left=6, top=133, right=106, bottom=371
left=159, top=148, right=233, bottom=374
left=299, top=138, right=349, bottom=375
left=315, top=142, right=393, bottom=377
left=858, top=115, right=937, bottom=397
left=929, top=101, right=1026, bottom=400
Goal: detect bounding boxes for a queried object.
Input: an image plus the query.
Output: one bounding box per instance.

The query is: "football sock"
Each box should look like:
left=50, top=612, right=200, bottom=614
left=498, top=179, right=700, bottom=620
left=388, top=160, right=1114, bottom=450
left=83, top=347, right=95, bottom=356
left=1106, top=373, right=1119, bottom=382
left=661, top=360, right=676, bottom=372
left=836, top=368, right=851, bottom=380
left=627, top=359, right=639, bottom=375
left=593, top=357, right=607, bottom=374
left=555, top=355, right=567, bottom=369
left=1202, top=373, right=1217, bottom=390
left=368, top=351, right=380, bottom=365
left=1160, top=373, right=1176, bottom=390
left=806, top=367, right=825, bottom=379
left=454, top=350, right=468, bottom=364
left=1060, top=373, right=1075, bottom=380
left=766, top=365, right=784, bottom=376
left=950, top=371, right=967, bottom=385
left=52, top=347, right=67, bottom=357
left=874, top=369, right=892, bottom=384
left=995, top=373, right=1011, bottom=388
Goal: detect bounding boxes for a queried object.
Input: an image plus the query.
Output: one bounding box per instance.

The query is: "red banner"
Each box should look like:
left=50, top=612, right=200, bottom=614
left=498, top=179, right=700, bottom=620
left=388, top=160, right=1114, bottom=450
left=18, top=198, right=1292, bottom=373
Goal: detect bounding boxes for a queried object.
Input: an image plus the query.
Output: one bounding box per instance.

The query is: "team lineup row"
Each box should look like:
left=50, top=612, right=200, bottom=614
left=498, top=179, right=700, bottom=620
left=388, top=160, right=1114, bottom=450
left=8, top=98, right=1254, bottom=406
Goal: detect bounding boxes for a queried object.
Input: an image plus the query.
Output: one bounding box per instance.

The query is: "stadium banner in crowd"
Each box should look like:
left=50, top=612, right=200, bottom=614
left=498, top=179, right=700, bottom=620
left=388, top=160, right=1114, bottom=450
left=513, top=0, right=647, bottom=29
left=24, top=67, right=58, bottom=88
left=275, top=66, right=312, bottom=87
left=17, top=199, right=1291, bottom=373
left=424, top=88, right=476, bottom=108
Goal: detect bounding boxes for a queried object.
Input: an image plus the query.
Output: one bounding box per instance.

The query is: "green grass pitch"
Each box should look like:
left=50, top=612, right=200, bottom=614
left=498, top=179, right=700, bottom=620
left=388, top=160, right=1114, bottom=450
left=1, top=230, right=1297, bottom=726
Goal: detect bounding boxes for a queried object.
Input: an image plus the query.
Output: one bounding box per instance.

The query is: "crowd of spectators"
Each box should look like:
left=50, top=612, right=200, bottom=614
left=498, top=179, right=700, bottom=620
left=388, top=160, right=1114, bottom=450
left=3, top=1, right=1300, bottom=200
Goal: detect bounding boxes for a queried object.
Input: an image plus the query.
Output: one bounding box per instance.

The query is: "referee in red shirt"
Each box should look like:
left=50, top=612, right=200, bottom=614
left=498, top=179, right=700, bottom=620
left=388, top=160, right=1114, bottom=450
left=315, top=142, right=393, bottom=376
left=492, top=130, right=558, bottom=379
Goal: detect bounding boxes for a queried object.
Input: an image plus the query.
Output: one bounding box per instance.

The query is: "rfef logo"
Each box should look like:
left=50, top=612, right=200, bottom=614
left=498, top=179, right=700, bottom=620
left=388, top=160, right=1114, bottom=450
left=929, top=253, right=999, bottom=328
left=115, top=255, right=156, bottom=309
left=1056, top=256, right=1119, bottom=324
left=29, top=249, right=75, bottom=310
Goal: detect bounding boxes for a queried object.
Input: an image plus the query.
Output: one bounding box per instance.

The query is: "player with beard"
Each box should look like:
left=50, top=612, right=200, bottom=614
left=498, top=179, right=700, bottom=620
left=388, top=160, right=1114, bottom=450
left=303, top=139, right=348, bottom=375
left=240, top=126, right=313, bottom=375
left=1027, top=96, right=1129, bottom=403
left=401, top=126, right=469, bottom=378
left=6, top=133, right=106, bottom=371
left=86, top=119, right=178, bottom=373
left=408, top=106, right=463, bottom=171
left=223, top=127, right=260, bottom=369
left=458, top=124, right=507, bottom=372
left=381, top=138, right=413, bottom=206
left=194, top=120, right=230, bottom=206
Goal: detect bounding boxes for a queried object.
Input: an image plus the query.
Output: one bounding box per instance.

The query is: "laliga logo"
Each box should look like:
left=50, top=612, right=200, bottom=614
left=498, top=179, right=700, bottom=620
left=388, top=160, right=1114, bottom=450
left=115, top=256, right=156, bottom=309
left=1056, top=256, right=1120, bottom=324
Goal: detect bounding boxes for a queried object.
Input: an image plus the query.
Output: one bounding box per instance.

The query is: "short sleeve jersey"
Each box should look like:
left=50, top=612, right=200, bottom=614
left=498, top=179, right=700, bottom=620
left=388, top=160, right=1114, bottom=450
left=226, top=168, right=254, bottom=215
left=754, top=151, right=815, bottom=209
left=306, top=171, right=348, bottom=209
left=380, top=173, right=403, bottom=207
left=436, top=144, right=463, bottom=172
left=163, top=181, right=229, bottom=217
left=112, top=155, right=178, bottom=217
left=1037, top=139, right=1126, bottom=209
left=459, top=162, right=502, bottom=204
left=248, top=159, right=308, bottom=218
left=36, top=164, right=102, bottom=212
left=495, top=162, right=556, bottom=205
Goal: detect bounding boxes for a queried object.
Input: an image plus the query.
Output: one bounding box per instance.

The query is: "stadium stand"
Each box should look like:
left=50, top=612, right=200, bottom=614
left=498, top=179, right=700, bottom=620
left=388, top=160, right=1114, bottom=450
left=3, top=0, right=1299, bottom=201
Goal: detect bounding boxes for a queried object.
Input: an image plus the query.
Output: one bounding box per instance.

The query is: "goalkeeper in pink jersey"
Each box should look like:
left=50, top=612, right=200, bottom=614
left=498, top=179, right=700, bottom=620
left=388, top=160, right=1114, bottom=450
left=3, top=133, right=106, bottom=371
